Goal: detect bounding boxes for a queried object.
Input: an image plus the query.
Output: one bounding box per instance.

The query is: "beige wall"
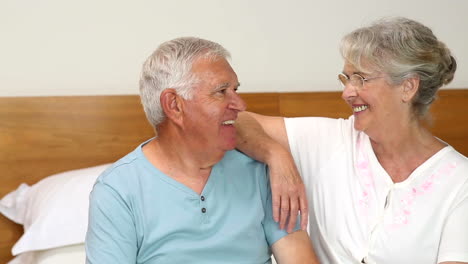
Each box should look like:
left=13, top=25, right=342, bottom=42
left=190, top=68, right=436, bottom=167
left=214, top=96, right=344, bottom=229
left=1, top=0, right=467, bottom=96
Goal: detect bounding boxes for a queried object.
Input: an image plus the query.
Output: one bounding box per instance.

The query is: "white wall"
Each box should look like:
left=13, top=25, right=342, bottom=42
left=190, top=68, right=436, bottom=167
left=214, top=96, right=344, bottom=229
left=1, top=0, right=467, bottom=96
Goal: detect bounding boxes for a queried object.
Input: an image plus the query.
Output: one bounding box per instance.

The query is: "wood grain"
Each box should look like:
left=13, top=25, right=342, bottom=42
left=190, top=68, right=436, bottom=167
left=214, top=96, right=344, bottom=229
left=0, top=95, right=154, bottom=262
left=0, top=96, right=154, bottom=194
left=278, top=92, right=351, bottom=118
left=0, top=90, right=467, bottom=263
left=430, top=90, right=468, bottom=156
left=240, top=93, right=280, bottom=116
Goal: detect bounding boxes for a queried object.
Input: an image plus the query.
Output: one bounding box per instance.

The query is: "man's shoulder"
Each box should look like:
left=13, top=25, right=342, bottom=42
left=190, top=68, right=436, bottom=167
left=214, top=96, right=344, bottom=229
left=95, top=148, right=144, bottom=187
left=218, top=150, right=268, bottom=182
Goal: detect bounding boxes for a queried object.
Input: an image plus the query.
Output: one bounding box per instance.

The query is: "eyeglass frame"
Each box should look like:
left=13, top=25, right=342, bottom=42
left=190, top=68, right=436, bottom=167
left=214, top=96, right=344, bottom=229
left=338, top=73, right=384, bottom=91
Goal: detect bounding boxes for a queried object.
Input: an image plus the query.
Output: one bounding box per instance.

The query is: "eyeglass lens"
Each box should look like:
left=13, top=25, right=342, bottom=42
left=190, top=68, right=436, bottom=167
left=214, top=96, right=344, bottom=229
left=338, top=74, right=364, bottom=88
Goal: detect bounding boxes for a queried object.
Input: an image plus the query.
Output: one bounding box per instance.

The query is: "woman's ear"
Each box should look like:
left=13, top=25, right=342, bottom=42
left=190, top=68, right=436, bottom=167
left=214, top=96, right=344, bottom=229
left=160, top=89, right=184, bottom=125
left=402, top=76, right=420, bottom=103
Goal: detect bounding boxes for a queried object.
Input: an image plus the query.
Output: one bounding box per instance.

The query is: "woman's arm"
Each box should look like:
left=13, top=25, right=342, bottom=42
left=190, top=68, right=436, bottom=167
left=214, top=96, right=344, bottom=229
left=236, top=111, right=308, bottom=232
left=272, top=230, right=319, bottom=264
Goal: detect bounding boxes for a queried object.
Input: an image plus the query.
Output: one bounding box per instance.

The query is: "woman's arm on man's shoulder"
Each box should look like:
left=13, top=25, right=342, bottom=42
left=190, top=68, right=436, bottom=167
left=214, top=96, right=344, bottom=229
left=235, top=111, right=308, bottom=233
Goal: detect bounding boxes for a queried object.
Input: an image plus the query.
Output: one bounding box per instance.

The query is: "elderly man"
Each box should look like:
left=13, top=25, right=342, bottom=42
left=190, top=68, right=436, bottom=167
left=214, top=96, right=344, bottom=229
left=85, top=37, right=317, bottom=264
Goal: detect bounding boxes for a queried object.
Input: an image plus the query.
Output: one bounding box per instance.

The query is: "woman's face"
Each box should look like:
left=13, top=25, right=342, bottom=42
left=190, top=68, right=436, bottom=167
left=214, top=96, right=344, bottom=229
left=341, top=62, right=409, bottom=137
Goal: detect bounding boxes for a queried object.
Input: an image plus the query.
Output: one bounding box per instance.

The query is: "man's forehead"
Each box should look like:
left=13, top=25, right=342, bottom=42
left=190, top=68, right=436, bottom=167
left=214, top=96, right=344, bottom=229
left=190, top=58, right=238, bottom=85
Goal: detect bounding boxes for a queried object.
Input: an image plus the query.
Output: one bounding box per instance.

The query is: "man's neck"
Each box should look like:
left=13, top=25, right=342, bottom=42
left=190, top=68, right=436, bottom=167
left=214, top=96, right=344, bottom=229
left=142, top=132, right=223, bottom=194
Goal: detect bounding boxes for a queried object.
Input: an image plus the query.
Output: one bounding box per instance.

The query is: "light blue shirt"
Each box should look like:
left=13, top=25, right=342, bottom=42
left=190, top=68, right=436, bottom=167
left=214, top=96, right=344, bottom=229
left=85, top=140, right=297, bottom=264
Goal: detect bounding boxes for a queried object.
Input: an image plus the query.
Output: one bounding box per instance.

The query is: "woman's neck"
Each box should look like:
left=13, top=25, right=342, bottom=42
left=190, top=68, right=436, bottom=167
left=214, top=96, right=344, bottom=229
left=369, top=121, right=446, bottom=183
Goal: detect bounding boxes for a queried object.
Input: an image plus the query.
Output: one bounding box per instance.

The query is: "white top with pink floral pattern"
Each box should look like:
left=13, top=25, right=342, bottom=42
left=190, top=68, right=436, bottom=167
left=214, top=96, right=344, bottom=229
left=285, top=116, right=468, bottom=264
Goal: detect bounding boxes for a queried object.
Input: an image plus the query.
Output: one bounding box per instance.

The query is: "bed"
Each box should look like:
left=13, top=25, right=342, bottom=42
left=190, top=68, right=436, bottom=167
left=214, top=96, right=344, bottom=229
left=1, top=90, right=467, bottom=263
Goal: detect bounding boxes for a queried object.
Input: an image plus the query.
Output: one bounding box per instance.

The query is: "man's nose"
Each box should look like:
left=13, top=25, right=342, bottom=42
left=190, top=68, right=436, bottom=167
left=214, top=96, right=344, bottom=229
left=229, top=92, right=247, bottom=112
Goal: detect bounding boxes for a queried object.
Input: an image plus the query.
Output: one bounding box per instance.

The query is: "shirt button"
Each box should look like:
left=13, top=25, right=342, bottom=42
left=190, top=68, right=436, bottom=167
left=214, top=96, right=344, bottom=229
left=201, top=208, right=206, bottom=213
left=201, top=196, right=205, bottom=201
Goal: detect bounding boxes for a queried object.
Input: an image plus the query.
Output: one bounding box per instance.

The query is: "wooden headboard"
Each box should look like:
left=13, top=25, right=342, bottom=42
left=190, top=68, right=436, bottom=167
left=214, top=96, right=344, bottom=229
left=1, top=90, right=467, bottom=262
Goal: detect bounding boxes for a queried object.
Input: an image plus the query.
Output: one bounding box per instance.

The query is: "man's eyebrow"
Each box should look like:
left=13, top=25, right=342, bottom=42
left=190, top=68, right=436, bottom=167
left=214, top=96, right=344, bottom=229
left=214, top=83, right=229, bottom=90
left=215, top=82, right=241, bottom=89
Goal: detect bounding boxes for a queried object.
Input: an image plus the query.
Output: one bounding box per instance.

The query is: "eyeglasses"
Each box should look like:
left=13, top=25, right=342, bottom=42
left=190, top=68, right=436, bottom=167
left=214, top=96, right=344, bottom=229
left=338, top=73, right=383, bottom=91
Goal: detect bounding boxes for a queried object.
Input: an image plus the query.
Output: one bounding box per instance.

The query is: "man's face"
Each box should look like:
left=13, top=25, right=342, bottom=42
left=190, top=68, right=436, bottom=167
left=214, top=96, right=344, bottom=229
left=182, top=57, right=246, bottom=156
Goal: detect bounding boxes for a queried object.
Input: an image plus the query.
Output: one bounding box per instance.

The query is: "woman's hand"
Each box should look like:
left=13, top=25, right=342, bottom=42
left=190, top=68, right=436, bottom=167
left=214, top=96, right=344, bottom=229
left=235, top=112, right=308, bottom=232
left=268, top=145, right=308, bottom=233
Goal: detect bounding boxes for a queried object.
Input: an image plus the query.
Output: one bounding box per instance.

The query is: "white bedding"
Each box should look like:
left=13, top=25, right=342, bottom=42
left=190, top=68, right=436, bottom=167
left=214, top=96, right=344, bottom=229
left=8, top=244, right=85, bottom=264
left=35, top=244, right=85, bottom=264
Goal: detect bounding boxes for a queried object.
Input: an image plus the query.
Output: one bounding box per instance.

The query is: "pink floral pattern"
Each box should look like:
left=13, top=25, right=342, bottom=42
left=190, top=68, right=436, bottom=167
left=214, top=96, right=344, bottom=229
left=355, top=134, right=457, bottom=229
left=387, top=162, right=457, bottom=229
left=356, top=135, right=375, bottom=215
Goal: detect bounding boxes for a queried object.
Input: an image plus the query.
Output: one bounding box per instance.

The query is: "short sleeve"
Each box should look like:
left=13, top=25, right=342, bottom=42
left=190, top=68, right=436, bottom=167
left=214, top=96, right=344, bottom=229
left=438, top=181, right=468, bottom=262
left=85, top=181, right=138, bottom=264
left=285, top=117, right=349, bottom=154
left=284, top=116, right=351, bottom=183
left=261, top=166, right=301, bottom=246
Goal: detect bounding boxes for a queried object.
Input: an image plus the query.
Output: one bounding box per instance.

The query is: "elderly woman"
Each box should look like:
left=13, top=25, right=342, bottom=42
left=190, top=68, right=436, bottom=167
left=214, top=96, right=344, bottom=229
left=236, top=17, right=467, bottom=263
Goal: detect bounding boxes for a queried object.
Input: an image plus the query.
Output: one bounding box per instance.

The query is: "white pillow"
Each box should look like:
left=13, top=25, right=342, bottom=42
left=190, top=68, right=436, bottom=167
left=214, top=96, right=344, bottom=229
left=36, top=243, right=85, bottom=264
left=7, top=244, right=86, bottom=264
left=0, top=164, right=110, bottom=256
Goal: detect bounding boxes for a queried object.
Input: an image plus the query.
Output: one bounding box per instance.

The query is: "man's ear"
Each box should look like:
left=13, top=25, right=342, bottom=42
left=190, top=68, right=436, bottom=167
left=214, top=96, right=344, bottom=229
left=402, top=76, right=420, bottom=103
left=160, top=89, right=184, bottom=125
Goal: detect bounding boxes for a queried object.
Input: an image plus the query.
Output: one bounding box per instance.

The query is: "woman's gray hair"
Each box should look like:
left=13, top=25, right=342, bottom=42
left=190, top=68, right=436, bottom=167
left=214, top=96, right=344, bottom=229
left=139, top=37, right=230, bottom=129
left=340, top=17, right=457, bottom=118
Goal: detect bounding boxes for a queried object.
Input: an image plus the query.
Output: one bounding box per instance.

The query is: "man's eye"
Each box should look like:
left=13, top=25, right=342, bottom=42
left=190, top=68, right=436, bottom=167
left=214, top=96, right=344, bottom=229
left=217, top=89, right=227, bottom=94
